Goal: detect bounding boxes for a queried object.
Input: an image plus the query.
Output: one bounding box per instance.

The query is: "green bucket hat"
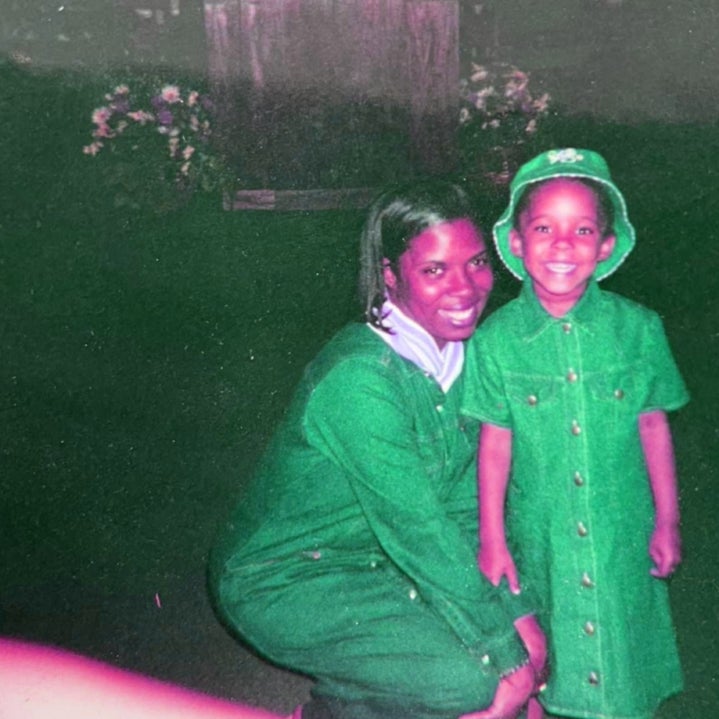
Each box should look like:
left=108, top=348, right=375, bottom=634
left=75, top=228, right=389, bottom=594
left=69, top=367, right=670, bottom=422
left=493, top=148, right=636, bottom=281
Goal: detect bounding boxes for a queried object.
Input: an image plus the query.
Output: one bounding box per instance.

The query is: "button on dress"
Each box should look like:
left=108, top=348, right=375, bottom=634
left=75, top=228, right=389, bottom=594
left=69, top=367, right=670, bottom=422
left=463, top=282, right=689, bottom=719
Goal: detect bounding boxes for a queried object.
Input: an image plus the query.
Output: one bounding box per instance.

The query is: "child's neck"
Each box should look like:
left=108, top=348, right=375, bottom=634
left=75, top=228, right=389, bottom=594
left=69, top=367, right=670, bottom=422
left=532, top=283, right=586, bottom=318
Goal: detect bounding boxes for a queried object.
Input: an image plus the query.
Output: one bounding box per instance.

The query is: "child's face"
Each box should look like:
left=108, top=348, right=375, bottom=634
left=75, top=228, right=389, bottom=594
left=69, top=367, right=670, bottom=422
left=510, top=178, right=616, bottom=316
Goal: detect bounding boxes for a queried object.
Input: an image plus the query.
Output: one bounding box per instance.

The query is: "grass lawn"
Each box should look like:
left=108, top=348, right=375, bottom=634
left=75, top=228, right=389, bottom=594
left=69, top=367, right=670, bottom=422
left=1, top=61, right=717, bottom=716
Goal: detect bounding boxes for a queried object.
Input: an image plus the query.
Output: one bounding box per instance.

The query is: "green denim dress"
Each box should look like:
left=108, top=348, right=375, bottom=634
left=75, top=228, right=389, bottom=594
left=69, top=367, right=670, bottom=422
left=210, top=323, right=528, bottom=719
left=463, top=281, right=689, bottom=719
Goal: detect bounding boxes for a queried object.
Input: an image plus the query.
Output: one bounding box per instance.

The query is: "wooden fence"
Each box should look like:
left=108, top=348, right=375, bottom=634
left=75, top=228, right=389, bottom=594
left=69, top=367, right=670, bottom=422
left=204, top=0, right=460, bottom=207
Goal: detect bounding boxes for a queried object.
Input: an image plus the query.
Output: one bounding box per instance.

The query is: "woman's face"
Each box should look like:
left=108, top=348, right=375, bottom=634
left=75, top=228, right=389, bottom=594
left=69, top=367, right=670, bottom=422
left=384, top=218, right=493, bottom=349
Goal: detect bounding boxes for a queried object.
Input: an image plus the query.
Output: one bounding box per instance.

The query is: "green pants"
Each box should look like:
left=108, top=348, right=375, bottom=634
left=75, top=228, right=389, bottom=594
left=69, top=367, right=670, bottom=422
left=218, top=562, right=500, bottom=719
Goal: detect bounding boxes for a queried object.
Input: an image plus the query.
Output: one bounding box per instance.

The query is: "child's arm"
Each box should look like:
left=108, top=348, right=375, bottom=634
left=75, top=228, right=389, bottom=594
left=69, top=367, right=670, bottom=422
left=477, top=423, right=520, bottom=594
left=638, top=410, right=682, bottom=578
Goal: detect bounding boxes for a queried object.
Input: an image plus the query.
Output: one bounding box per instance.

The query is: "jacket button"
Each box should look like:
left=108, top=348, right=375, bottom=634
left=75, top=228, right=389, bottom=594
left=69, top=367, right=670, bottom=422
left=577, top=521, right=588, bottom=537
left=581, top=572, right=595, bottom=588
left=588, top=671, right=600, bottom=685
left=527, top=394, right=538, bottom=406
left=571, top=421, right=581, bottom=435
left=562, top=322, right=572, bottom=334
left=584, top=621, right=596, bottom=635
left=574, top=471, right=584, bottom=486
left=614, top=388, right=625, bottom=399
left=567, top=370, right=578, bottom=383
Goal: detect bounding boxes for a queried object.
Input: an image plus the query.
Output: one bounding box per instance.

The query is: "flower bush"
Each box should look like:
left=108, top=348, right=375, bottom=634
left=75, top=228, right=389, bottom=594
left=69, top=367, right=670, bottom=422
left=83, top=83, right=231, bottom=209
left=459, top=63, right=551, bottom=184
left=459, top=62, right=551, bottom=135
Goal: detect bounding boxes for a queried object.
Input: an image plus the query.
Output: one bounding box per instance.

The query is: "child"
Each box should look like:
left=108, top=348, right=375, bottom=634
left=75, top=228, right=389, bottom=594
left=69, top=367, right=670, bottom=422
left=462, top=148, right=689, bottom=719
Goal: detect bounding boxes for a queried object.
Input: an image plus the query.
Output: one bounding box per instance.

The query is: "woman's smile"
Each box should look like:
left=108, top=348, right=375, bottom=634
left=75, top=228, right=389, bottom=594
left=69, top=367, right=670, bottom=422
left=438, top=304, right=482, bottom=327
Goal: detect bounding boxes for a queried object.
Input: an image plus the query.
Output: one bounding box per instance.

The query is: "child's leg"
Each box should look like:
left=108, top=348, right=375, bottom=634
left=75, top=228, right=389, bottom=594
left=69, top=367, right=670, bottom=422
left=526, top=697, right=544, bottom=719
left=0, top=637, right=285, bottom=719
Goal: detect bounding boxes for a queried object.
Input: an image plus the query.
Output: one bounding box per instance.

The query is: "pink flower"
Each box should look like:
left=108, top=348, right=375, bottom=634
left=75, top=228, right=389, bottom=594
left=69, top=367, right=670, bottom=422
left=182, top=145, right=195, bottom=160
left=180, top=161, right=191, bottom=176
left=83, top=141, right=104, bottom=156
left=114, top=84, right=130, bottom=95
left=470, top=64, right=489, bottom=83
left=533, top=93, right=551, bottom=113
left=504, top=78, right=528, bottom=100
left=92, top=123, right=114, bottom=139
left=160, top=85, right=181, bottom=104
left=187, top=91, right=199, bottom=107
left=127, top=110, right=154, bottom=124
left=473, top=87, right=495, bottom=111
left=91, top=106, right=112, bottom=125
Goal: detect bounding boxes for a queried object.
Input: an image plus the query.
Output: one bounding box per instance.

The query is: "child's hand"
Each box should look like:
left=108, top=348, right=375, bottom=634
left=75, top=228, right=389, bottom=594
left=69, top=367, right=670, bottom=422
left=649, top=521, right=682, bottom=578
left=478, top=543, right=521, bottom=594
left=513, top=614, right=548, bottom=691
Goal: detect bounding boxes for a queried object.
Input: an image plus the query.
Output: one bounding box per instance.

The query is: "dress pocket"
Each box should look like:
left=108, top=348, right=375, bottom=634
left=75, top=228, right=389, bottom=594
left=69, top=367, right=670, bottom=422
left=505, top=374, right=560, bottom=414
left=586, top=367, right=647, bottom=414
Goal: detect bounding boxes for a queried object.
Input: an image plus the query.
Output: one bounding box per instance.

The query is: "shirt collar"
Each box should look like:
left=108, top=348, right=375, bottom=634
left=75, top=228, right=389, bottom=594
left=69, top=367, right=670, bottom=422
left=518, top=280, right=602, bottom=342
left=368, top=299, right=464, bottom=392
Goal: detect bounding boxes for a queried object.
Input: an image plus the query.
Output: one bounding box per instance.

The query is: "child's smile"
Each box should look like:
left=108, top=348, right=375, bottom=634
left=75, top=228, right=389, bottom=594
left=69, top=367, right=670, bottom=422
left=509, top=178, right=615, bottom=317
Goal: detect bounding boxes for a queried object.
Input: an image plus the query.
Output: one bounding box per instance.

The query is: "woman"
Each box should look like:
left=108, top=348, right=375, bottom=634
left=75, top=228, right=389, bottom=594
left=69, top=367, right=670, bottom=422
left=210, top=181, right=545, bottom=719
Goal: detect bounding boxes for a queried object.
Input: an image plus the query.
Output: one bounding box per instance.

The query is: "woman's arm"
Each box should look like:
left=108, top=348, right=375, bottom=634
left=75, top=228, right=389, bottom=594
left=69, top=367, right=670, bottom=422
left=304, top=357, right=528, bottom=673
left=638, top=409, right=681, bottom=577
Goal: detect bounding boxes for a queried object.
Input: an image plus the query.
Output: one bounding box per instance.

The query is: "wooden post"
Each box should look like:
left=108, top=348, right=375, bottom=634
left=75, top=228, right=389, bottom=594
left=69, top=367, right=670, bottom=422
left=406, top=1, right=459, bottom=174
left=204, top=0, right=460, bottom=199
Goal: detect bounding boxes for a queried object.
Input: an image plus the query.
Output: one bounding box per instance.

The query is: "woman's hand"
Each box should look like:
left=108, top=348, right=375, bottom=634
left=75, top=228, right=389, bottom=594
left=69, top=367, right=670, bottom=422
left=478, top=542, right=520, bottom=595
left=458, top=663, right=535, bottom=719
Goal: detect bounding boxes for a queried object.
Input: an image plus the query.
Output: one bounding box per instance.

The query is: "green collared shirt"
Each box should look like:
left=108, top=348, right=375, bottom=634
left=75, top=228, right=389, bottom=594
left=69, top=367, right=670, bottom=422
left=462, top=281, right=689, bottom=719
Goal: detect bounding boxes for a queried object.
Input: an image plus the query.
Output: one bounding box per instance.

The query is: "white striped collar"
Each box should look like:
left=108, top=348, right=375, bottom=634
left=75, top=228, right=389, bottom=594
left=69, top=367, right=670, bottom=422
left=368, top=299, right=464, bottom=392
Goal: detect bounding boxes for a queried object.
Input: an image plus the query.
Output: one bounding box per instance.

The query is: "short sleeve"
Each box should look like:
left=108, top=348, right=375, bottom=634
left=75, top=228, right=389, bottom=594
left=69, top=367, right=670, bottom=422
left=462, top=331, right=512, bottom=427
left=642, top=312, right=690, bottom=413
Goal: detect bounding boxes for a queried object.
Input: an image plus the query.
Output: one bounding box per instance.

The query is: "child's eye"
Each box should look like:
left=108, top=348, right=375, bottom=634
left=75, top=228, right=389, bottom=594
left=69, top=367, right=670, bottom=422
left=532, top=224, right=551, bottom=233
left=422, top=266, right=443, bottom=276
left=577, top=226, right=595, bottom=236
left=470, top=254, right=490, bottom=268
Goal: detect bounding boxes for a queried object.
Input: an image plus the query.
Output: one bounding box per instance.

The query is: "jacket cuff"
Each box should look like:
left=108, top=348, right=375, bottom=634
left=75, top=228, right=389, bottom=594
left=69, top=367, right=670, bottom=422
left=473, top=629, right=528, bottom=678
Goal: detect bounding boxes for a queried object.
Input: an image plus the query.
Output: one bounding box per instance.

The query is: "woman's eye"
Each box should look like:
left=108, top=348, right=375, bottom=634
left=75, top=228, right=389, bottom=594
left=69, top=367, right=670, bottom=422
left=423, top=266, right=442, bottom=276
left=471, top=255, right=489, bottom=267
